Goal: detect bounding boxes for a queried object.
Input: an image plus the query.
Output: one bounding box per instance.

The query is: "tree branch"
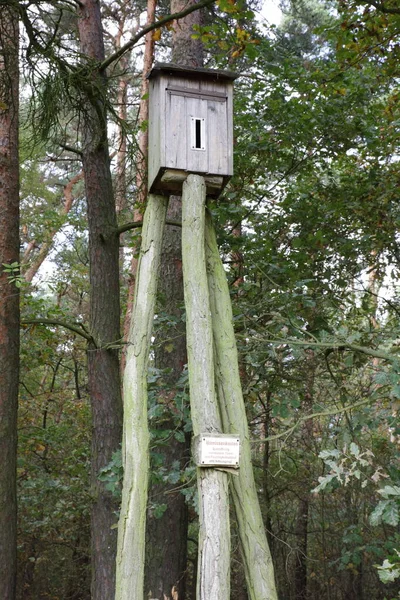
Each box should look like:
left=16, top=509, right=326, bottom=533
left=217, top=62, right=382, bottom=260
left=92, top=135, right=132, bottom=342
left=358, top=1, right=400, bottom=15
left=99, top=0, right=215, bottom=72
left=17, top=2, right=75, bottom=75
left=22, top=318, right=94, bottom=343
left=258, top=398, right=373, bottom=443
left=117, top=218, right=181, bottom=236
left=59, top=143, right=83, bottom=157
left=258, top=338, right=399, bottom=362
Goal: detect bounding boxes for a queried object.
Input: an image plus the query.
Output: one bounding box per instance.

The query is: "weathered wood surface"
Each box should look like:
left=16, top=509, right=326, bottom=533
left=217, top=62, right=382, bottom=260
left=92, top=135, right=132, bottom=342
left=160, top=169, right=225, bottom=196
left=181, top=174, right=230, bottom=600
left=148, top=76, right=164, bottom=193
left=148, top=62, right=238, bottom=82
left=161, top=170, right=223, bottom=188
left=205, top=212, right=278, bottom=600
left=148, top=69, right=234, bottom=196
left=115, top=194, right=168, bottom=600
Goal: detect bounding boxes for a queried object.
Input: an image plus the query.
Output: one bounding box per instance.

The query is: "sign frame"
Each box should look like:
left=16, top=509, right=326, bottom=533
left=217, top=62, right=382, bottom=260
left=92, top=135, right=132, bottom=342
left=192, top=433, right=240, bottom=469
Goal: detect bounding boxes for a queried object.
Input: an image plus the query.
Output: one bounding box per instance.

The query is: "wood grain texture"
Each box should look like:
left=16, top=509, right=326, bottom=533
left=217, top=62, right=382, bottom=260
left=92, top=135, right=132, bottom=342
left=166, top=92, right=187, bottom=169
left=181, top=175, right=230, bottom=600
left=148, top=70, right=234, bottom=195
left=148, top=77, right=163, bottom=192
left=116, top=194, right=168, bottom=600
left=205, top=212, right=278, bottom=600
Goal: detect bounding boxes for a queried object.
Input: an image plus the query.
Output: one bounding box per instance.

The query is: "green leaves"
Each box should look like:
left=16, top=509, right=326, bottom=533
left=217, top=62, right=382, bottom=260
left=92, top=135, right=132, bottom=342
left=98, top=449, right=123, bottom=499
left=370, top=500, right=399, bottom=528
left=313, top=443, right=376, bottom=493
left=2, top=262, right=23, bottom=288
left=370, top=486, right=400, bottom=527
left=376, top=551, right=400, bottom=584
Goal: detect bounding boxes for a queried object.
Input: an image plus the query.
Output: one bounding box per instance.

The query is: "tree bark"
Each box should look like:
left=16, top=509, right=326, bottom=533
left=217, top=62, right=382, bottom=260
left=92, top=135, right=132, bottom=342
left=205, top=212, right=278, bottom=600
left=182, top=175, right=230, bottom=600
left=171, top=0, right=204, bottom=66
left=116, top=193, right=168, bottom=600
left=76, top=2, right=123, bottom=598
left=0, top=5, right=19, bottom=599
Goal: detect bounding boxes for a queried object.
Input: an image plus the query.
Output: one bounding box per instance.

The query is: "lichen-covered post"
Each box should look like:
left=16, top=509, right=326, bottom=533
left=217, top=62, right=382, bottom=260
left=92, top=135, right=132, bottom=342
left=116, top=194, right=168, bottom=600
left=181, top=174, right=230, bottom=600
left=205, top=212, right=278, bottom=600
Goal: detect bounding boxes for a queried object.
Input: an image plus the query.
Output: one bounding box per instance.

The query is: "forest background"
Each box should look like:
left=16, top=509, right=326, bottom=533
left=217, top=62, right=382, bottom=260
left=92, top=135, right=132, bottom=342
left=0, top=0, right=400, bottom=598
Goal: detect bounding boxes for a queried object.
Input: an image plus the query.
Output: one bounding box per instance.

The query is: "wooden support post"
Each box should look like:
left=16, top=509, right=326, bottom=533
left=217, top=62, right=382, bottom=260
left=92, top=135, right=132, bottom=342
left=205, top=212, right=278, bottom=600
left=181, top=174, right=230, bottom=600
left=116, top=194, right=168, bottom=600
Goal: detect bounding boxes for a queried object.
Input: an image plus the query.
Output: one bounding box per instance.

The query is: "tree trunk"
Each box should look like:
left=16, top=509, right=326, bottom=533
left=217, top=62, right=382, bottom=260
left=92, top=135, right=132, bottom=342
left=145, top=431, right=189, bottom=600
left=76, top=2, right=123, bottom=598
left=205, top=212, right=278, bottom=600
left=0, top=7, right=19, bottom=599
left=294, top=496, right=309, bottom=600
left=171, top=0, right=204, bottom=66
left=116, top=193, right=168, bottom=600
left=182, top=175, right=230, bottom=600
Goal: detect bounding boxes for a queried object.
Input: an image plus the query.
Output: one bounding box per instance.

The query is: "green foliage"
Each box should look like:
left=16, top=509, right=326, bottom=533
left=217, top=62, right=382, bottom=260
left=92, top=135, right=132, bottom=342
left=313, top=443, right=378, bottom=492
left=370, top=486, right=400, bottom=528
left=376, top=550, right=400, bottom=586
left=14, top=0, right=400, bottom=597
left=98, top=449, right=123, bottom=501
left=2, top=262, right=23, bottom=288
left=147, top=364, right=198, bottom=513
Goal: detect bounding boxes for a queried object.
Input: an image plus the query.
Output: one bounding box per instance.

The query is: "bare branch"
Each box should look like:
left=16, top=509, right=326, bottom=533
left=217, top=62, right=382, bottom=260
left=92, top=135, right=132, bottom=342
left=357, top=1, right=400, bottom=15
left=100, top=0, right=215, bottom=72
left=259, top=398, right=373, bottom=443
left=22, top=318, right=94, bottom=343
left=59, top=143, right=83, bottom=156
left=258, top=338, right=399, bottom=361
left=117, top=218, right=181, bottom=236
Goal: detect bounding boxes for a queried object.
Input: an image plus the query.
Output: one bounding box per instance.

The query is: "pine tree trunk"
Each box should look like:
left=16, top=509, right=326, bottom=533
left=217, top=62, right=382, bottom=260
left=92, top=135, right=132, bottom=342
left=77, top=2, right=123, bottom=598
left=205, top=213, right=278, bottom=600
left=182, top=175, right=230, bottom=600
left=116, top=194, right=168, bottom=600
left=171, top=0, right=203, bottom=65
left=0, top=6, right=19, bottom=598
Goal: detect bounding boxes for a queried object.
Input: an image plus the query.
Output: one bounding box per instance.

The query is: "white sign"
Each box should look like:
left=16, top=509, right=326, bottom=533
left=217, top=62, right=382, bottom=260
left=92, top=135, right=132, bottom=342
left=198, top=435, right=240, bottom=468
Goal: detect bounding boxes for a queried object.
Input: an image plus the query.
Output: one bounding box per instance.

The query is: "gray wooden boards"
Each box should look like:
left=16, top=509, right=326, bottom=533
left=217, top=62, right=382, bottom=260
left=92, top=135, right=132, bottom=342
left=148, top=63, right=237, bottom=197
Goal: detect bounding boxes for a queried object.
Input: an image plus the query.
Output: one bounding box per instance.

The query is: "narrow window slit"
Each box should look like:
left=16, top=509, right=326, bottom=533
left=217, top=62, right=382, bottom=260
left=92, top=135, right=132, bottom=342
left=191, top=117, right=205, bottom=151
left=195, top=119, right=202, bottom=149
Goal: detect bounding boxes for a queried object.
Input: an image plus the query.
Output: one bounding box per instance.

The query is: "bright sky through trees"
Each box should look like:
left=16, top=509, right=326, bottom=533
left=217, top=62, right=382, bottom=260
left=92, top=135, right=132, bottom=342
left=260, top=0, right=282, bottom=25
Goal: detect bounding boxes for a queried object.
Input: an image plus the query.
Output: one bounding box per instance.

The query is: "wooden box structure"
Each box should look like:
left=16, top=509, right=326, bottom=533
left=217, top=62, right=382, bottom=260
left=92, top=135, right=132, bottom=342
left=148, top=63, right=238, bottom=198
